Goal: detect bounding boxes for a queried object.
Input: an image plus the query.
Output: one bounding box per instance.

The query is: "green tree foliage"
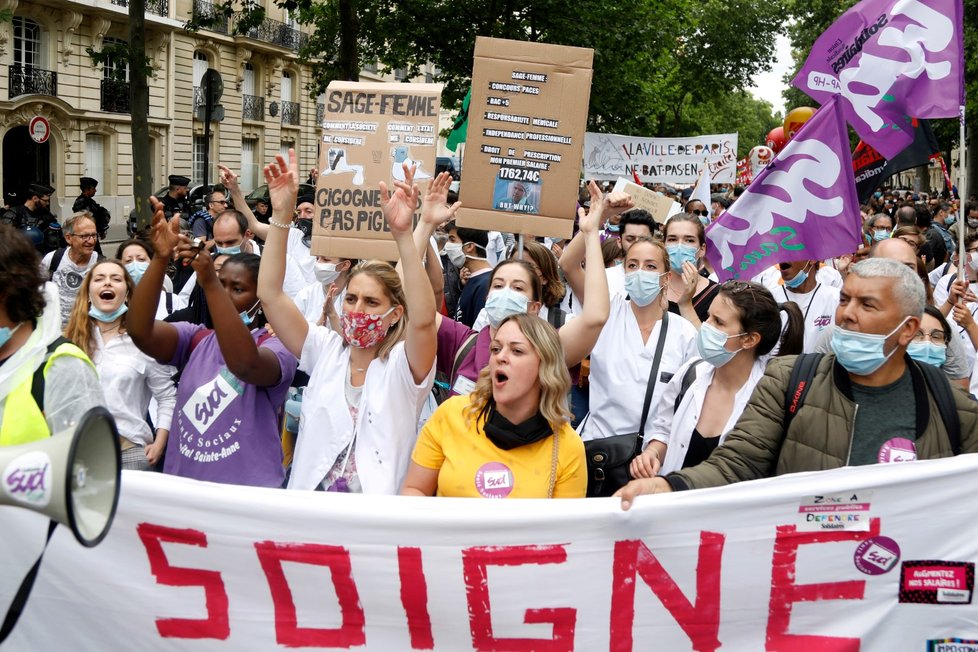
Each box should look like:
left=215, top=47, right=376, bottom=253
left=685, top=90, right=779, bottom=157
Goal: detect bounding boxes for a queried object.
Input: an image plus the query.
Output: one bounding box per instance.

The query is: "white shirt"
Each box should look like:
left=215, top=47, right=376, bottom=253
left=91, top=331, right=177, bottom=445
left=292, top=281, right=346, bottom=325
left=284, top=227, right=318, bottom=298
left=605, top=264, right=625, bottom=297
left=770, top=283, right=841, bottom=354
left=288, top=326, right=434, bottom=493
left=930, top=262, right=955, bottom=289
left=933, top=270, right=977, bottom=307
left=486, top=231, right=507, bottom=267
left=651, top=357, right=767, bottom=475
left=579, top=294, right=698, bottom=441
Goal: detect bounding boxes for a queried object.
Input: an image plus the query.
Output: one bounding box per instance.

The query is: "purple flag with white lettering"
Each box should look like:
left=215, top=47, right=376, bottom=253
left=705, top=97, right=862, bottom=283
left=792, top=0, right=964, bottom=159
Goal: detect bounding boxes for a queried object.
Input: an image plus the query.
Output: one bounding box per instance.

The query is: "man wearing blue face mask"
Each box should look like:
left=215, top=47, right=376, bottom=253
left=766, top=259, right=840, bottom=353
left=616, top=258, right=978, bottom=507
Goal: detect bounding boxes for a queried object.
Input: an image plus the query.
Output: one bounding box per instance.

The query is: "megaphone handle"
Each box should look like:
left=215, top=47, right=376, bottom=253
left=0, top=520, right=58, bottom=643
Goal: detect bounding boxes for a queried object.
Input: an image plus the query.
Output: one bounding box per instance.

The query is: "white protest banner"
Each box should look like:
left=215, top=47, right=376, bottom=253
left=3, top=459, right=978, bottom=650
left=313, top=81, right=442, bottom=260
left=584, top=132, right=738, bottom=185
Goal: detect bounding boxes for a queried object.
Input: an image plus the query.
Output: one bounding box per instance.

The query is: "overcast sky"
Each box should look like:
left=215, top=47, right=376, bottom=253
left=748, top=33, right=793, bottom=117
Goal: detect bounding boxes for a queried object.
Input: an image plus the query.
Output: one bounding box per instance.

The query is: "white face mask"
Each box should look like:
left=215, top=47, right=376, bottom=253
left=442, top=242, right=466, bottom=268
left=314, top=261, right=340, bottom=284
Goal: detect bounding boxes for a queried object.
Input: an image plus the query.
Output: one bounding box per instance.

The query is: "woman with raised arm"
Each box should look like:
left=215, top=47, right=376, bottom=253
left=416, top=179, right=624, bottom=399
left=64, top=260, right=176, bottom=470
left=127, top=199, right=297, bottom=487
left=257, top=150, right=437, bottom=494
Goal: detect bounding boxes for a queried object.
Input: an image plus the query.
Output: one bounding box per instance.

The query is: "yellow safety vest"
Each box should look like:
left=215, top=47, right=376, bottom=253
left=0, top=342, right=94, bottom=447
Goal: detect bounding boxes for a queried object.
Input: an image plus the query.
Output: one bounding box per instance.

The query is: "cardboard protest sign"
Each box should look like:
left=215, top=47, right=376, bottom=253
left=456, top=37, right=593, bottom=239
left=584, top=132, right=738, bottom=184
left=611, top=178, right=678, bottom=223
left=313, top=81, right=441, bottom=260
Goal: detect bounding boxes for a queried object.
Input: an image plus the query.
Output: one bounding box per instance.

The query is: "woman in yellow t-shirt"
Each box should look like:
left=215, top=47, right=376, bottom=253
left=402, top=313, right=586, bottom=498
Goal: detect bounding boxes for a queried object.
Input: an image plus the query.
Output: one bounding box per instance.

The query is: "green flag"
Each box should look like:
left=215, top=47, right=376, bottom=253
left=445, top=88, right=470, bottom=153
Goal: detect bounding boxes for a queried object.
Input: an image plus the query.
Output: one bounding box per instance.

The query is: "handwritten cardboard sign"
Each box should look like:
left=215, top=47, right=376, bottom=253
left=456, top=37, right=593, bottom=239
left=313, top=81, right=442, bottom=260
left=610, top=178, right=680, bottom=224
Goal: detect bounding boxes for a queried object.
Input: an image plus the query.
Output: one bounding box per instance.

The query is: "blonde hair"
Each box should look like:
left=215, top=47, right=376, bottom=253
left=464, top=313, right=572, bottom=433
left=64, top=260, right=135, bottom=359
left=347, top=259, right=408, bottom=360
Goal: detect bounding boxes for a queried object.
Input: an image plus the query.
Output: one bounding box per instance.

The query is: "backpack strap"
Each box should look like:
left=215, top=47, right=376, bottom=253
left=783, top=353, right=824, bottom=433
left=673, top=359, right=704, bottom=413
left=914, top=360, right=961, bottom=455
left=48, top=248, right=66, bottom=277
left=30, top=337, right=72, bottom=411
left=165, top=292, right=173, bottom=314
left=547, top=307, right=566, bottom=329
left=450, top=332, right=479, bottom=384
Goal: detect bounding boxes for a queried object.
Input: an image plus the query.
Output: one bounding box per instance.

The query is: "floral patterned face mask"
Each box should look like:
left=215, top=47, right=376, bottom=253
left=340, top=306, right=396, bottom=348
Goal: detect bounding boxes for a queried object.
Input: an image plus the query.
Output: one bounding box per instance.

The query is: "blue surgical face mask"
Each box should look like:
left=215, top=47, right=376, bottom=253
left=89, top=303, right=128, bottom=323
left=831, top=317, right=910, bottom=376
left=699, top=215, right=711, bottom=227
left=240, top=299, right=260, bottom=326
left=0, top=322, right=24, bottom=348
left=945, top=215, right=957, bottom=227
left=696, top=321, right=745, bottom=368
left=484, top=287, right=529, bottom=329
left=666, top=243, right=698, bottom=271
left=873, top=229, right=891, bottom=241
left=907, top=341, right=946, bottom=368
left=624, top=270, right=665, bottom=307
left=784, top=265, right=810, bottom=290
left=606, top=223, right=620, bottom=234
left=216, top=244, right=242, bottom=255
left=125, top=260, right=149, bottom=285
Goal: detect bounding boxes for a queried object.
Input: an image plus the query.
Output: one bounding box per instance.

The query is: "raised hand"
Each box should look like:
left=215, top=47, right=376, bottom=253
left=264, top=149, right=299, bottom=218
left=149, top=196, right=182, bottom=258
left=421, top=171, right=461, bottom=228
left=217, top=164, right=240, bottom=194
left=380, top=163, right=421, bottom=237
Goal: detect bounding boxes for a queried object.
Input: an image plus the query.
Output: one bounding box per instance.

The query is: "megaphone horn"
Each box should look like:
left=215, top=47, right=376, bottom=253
left=1, top=407, right=121, bottom=547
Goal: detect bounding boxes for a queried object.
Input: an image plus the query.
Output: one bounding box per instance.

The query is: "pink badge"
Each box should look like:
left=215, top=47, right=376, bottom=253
left=475, top=462, right=514, bottom=499
left=878, top=438, right=917, bottom=463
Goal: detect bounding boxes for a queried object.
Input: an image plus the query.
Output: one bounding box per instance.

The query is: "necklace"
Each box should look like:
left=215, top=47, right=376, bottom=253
left=99, top=323, right=121, bottom=335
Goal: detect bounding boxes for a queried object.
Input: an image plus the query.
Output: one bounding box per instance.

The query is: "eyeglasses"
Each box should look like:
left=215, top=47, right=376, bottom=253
left=210, top=199, right=229, bottom=206
left=913, top=329, right=948, bottom=345
left=71, top=233, right=98, bottom=241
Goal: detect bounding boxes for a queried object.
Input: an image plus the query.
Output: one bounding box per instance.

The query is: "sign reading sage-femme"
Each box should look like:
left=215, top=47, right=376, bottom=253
left=313, top=81, right=442, bottom=260
left=456, top=37, right=593, bottom=239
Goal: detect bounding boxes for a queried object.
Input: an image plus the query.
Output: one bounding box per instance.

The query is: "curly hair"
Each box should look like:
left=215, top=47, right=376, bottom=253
left=464, top=313, right=572, bottom=433
left=64, top=260, right=136, bottom=358
left=0, top=224, right=47, bottom=323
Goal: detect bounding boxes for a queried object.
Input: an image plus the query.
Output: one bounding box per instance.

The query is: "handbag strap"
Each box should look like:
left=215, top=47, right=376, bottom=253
left=638, top=312, right=669, bottom=444
left=547, top=432, right=559, bottom=498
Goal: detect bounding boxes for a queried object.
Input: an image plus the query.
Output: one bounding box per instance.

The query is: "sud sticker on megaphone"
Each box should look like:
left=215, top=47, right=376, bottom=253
left=3, top=451, right=53, bottom=507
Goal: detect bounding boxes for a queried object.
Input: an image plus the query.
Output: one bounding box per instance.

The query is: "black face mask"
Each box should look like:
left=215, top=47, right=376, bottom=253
left=481, top=401, right=553, bottom=450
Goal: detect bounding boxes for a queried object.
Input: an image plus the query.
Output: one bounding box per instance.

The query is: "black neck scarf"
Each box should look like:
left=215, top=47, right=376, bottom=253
left=482, top=401, right=553, bottom=450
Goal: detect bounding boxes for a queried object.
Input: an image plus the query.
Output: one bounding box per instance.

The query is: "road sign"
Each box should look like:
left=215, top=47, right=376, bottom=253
left=28, top=116, right=50, bottom=144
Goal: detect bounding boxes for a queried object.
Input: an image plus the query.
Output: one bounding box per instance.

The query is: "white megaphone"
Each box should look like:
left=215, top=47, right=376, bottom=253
left=0, top=407, right=121, bottom=547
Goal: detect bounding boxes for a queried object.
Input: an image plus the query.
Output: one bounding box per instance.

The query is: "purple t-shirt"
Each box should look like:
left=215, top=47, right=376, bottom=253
left=436, top=318, right=491, bottom=394
left=164, top=323, right=296, bottom=487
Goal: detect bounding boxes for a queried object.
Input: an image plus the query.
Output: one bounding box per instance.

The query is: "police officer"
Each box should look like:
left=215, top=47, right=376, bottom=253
left=159, top=174, right=191, bottom=226
left=73, top=177, right=111, bottom=254
left=0, top=183, right=62, bottom=254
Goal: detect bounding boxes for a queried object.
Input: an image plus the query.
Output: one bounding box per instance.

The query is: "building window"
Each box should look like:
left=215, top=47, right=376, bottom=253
left=193, top=51, right=208, bottom=109
left=241, top=62, right=263, bottom=120
left=280, top=70, right=292, bottom=101
left=13, top=17, right=42, bottom=69
left=193, top=135, right=208, bottom=186
left=85, top=134, right=106, bottom=187
left=241, top=139, right=258, bottom=192
left=280, top=71, right=299, bottom=126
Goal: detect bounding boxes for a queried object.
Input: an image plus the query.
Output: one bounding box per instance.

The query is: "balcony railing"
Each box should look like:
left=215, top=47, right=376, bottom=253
left=316, top=103, right=325, bottom=127
left=242, top=94, right=264, bottom=121
left=281, top=100, right=300, bottom=126
left=193, top=0, right=228, bottom=34
left=192, top=85, right=203, bottom=109
left=110, top=0, right=168, bottom=17
left=101, top=78, right=130, bottom=113
left=8, top=65, right=57, bottom=99
left=231, top=14, right=307, bottom=50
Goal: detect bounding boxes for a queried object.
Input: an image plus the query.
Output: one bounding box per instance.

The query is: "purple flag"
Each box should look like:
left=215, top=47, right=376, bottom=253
left=792, top=0, right=964, bottom=159
left=705, top=97, right=862, bottom=283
